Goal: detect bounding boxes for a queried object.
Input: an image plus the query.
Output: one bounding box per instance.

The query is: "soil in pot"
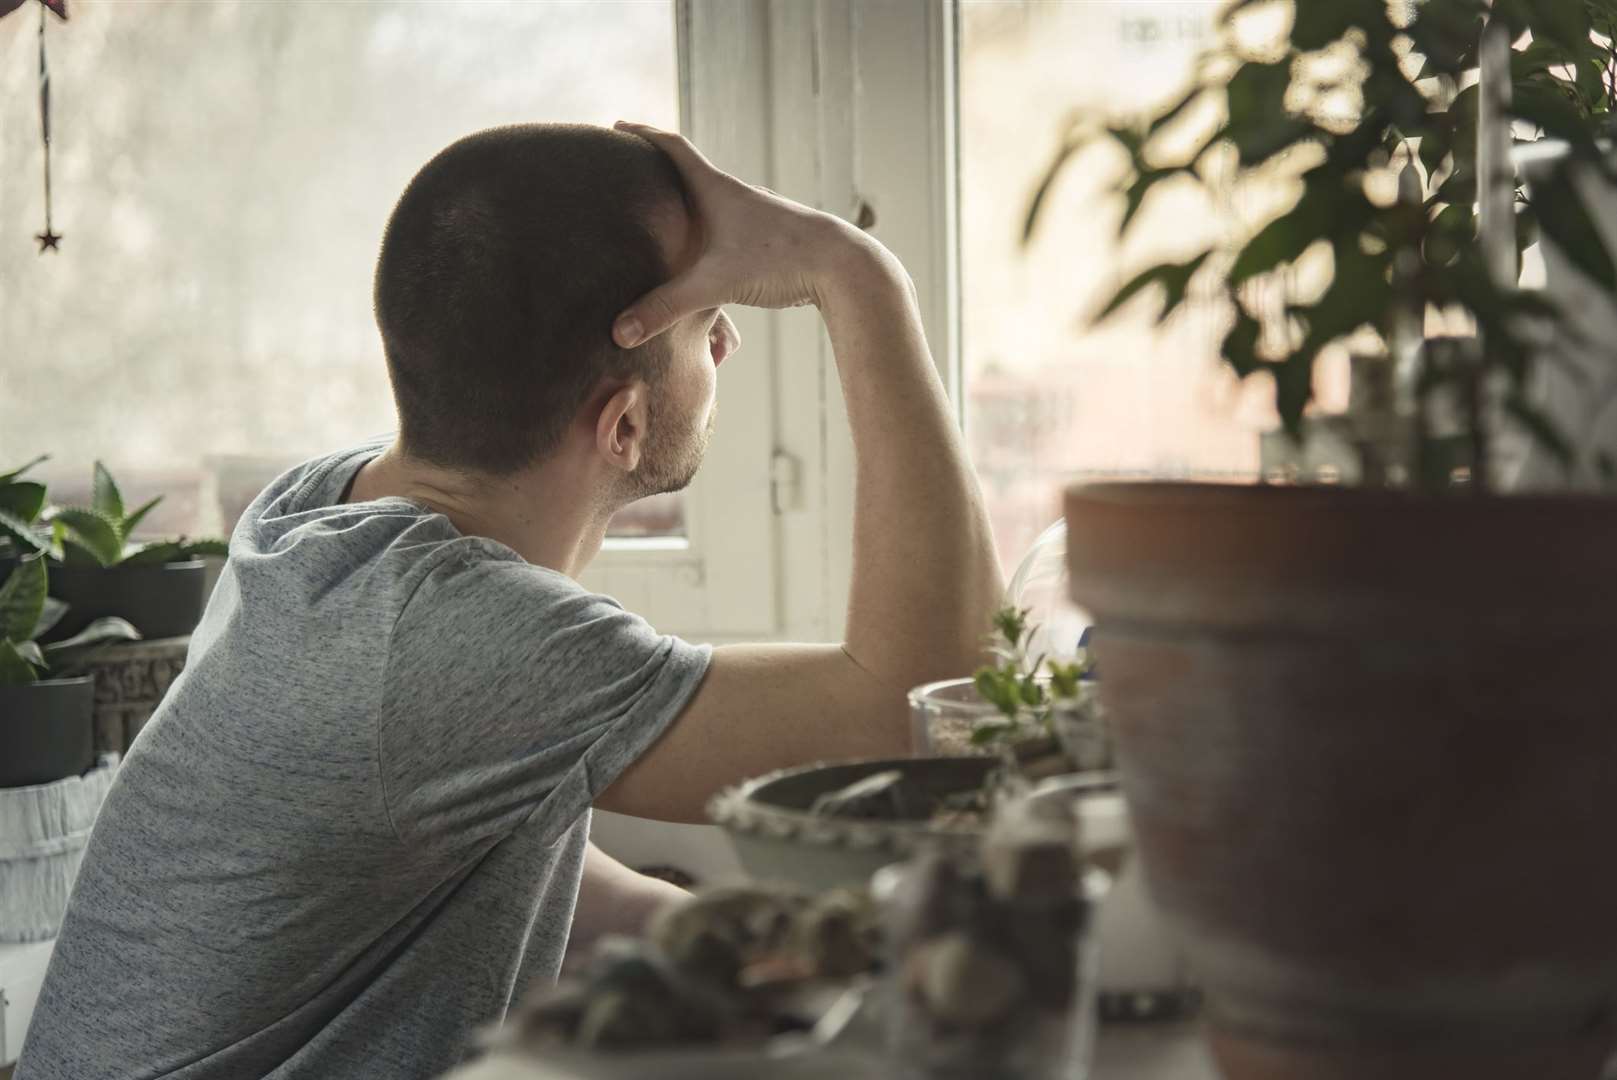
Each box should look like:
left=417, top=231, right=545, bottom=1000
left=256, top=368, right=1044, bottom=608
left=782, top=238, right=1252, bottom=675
left=0, top=677, right=96, bottom=787
left=45, top=559, right=206, bottom=641
left=1066, top=481, right=1617, bottom=1080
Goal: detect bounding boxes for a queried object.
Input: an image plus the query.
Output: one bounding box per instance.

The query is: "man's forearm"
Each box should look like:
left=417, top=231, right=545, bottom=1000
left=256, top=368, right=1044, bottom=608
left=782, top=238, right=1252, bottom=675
left=566, top=842, right=687, bottom=963
left=817, top=232, right=1003, bottom=690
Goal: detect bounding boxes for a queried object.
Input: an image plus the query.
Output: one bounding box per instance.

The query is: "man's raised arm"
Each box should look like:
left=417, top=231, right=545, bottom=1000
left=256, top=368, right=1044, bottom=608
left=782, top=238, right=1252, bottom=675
left=596, top=123, right=1002, bottom=823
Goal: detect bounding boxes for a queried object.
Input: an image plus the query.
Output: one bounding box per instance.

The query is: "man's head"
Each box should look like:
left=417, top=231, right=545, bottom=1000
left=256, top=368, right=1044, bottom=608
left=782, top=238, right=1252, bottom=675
left=374, top=123, right=731, bottom=500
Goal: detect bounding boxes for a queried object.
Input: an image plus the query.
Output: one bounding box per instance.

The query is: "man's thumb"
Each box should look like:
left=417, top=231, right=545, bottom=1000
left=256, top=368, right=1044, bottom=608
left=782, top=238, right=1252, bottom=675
left=613, top=277, right=704, bottom=349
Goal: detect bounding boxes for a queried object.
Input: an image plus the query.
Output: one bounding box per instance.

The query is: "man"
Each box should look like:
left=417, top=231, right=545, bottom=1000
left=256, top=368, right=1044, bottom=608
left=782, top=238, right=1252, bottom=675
left=17, top=121, right=1000, bottom=1079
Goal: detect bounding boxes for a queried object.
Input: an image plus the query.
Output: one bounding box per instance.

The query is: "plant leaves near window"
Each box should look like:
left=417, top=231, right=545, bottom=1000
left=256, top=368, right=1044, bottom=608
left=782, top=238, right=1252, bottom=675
left=1022, top=136, right=1083, bottom=245
left=41, top=616, right=140, bottom=677
left=1514, top=80, right=1602, bottom=155
left=51, top=507, right=123, bottom=567
left=1290, top=0, right=1379, bottom=51
left=1097, top=250, right=1213, bottom=324
left=1533, top=163, right=1617, bottom=291
left=120, top=495, right=163, bottom=538
left=35, top=596, right=67, bottom=640
left=0, top=481, right=46, bottom=524
left=121, top=537, right=229, bottom=565
left=0, top=509, right=50, bottom=558
left=0, top=456, right=48, bottom=487
left=1505, top=391, right=1576, bottom=469
left=0, top=556, right=47, bottom=644
left=90, top=460, right=123, bottom=523
left=0, top=640, right=39, bottom=687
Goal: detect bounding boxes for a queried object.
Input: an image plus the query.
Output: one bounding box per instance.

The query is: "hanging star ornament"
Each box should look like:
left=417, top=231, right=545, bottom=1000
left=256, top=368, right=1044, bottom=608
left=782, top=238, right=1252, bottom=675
left=3, top=0, right=69, bottom=252
left=0, top=1, right=67, bottom=21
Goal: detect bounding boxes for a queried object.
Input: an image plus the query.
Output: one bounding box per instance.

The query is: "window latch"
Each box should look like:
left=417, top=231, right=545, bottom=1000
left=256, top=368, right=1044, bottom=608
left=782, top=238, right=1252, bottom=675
left=770, top=449, right=803, bottom=514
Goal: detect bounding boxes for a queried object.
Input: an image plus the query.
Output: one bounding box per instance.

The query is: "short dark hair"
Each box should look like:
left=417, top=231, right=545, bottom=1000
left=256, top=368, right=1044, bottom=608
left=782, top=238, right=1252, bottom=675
left=374, top=123, right=684, bottom=474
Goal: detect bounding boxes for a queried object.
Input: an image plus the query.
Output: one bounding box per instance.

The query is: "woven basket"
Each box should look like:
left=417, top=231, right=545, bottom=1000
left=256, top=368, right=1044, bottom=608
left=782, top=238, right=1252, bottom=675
left=82, top=637, right=190, bottom=756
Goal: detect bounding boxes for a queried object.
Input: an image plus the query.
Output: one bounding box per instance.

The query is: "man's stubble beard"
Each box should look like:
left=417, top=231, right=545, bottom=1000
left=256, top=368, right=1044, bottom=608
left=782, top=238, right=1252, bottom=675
left=627, top=397, right=716, bottom=500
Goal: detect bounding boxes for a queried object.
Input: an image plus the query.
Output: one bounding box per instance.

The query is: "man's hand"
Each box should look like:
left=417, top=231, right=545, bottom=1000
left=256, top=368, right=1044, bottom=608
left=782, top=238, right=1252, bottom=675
left=610, top=120, right=873, bottom=348
left=597, top=125, right=1003, bottom=823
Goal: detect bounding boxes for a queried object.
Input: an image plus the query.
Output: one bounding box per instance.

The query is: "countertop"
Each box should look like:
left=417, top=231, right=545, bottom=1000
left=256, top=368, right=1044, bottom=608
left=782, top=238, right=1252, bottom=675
left=1094, top=1021, right=1218, bottom=1079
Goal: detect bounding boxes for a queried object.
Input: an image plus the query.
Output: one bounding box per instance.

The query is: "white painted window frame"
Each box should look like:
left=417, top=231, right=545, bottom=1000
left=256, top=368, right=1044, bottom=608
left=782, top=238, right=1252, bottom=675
left=585, top=0, right=959, bottom=646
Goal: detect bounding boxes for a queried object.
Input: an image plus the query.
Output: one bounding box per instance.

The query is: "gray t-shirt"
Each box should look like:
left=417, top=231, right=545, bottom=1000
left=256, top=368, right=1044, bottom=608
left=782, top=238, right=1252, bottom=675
left=17, top=442, right=711, bottom=1080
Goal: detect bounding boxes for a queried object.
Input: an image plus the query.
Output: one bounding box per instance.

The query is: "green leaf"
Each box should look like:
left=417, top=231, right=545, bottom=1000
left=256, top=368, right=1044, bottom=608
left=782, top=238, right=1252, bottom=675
left=1504, top=392, right=1575, bottom=470
left=1228, top=59, right=1292, bottom=119
left=1512, top=81, right=1601, bottom=155
left=35, top=597, right=67, bottom=640
left=1534, top=163, right=1617, bottom=291
left=1418, top=123, right=1453, bottom=177
left=121, top=495, right=163, bottom=538
left=1226, top=117, right=1316, bottom=167
left=1435, top=166, right=1478, bottom=206
left=0, top=481, right=46, bottom=525
left=1120, top=167, right=1185, bottom=234
left=0, top=640, right=39, bottom=686
left=0, top=456, right=47, bottom=486
left=1406, top=0, right=1487, bottom=76
left=1291, top=0, right=1372, bottom=50
left=51, top=507, right=124, bottom=567
left=0, top=508, right=51, bottom=558
left=120, top=538, right=223, bottom=565
left=1424, top=202, right=1476, bottom=267
left=970, top=722, right=1016, bottom=747
left=1022, top=137, right=1082, bottom=246
left=1523, top=0, right=1592, bottom=52
left=1273, top=348, right=1319, bottom=437
left=14, top=640, right=44, bottom=669
left=0, top=556, right=47, bottom=644
left=1223, top=309, right=1263, bottom=377
left=1096, top=250, right=1212, bottom=323
left=177, top=538, right=229, bottom=560
left=42, top=616, right=141, bottom=665
left=91, top=461, right=124, bottom=526
left=1148, top=87, right=1204, bottom=136
left=1230, top=185, right=1342, bottom=284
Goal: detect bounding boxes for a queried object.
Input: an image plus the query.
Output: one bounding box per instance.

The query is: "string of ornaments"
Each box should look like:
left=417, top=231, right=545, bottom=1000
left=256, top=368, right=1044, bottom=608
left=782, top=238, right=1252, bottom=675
left=2, top=0, right=68, bottom=252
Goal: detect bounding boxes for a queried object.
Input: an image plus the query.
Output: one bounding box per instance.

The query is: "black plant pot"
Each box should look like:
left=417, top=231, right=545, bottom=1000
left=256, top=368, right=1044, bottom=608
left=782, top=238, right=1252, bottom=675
left=0, top=677, right=95, bottom=787
left=44, top=559, right=206, bottom=642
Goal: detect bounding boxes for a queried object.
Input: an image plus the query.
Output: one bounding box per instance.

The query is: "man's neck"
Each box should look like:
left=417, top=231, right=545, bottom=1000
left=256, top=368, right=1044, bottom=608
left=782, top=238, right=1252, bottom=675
left=346, top=443, right=616, bottom=578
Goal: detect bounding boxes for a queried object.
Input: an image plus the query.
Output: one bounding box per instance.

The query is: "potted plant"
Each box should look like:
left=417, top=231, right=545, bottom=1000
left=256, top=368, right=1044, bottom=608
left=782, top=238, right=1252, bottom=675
left=44, top=461, right=226, bottom=641
left=0, top=455, right=52, bottom=560
left=1506, top=2, right=1617, bottom=487
left=1031, top=2, right=1617, bottom=1077
left=0, top=556, right=139, bottom=788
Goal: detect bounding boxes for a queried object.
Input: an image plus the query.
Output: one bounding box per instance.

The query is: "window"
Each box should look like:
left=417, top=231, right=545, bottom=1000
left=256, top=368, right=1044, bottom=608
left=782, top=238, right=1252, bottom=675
left=959, top=0, right=1262, bottom=573
left=0, top=0, right=681, bottom=540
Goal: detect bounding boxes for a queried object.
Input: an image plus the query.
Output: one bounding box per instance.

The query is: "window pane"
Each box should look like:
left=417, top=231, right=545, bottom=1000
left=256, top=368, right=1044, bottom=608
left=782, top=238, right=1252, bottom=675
left=0, top=0, right=681, bottom=538
left=960, top=1, right=1259, bottom=574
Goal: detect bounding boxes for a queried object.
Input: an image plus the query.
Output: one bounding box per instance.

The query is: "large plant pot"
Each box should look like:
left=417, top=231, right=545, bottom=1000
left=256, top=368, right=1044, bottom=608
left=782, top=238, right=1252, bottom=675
left=45, top=558, right=206, bottom=641
left=1065, top=482, right=1617, bottom=1080
left=0, top=677, right=95, bottom=788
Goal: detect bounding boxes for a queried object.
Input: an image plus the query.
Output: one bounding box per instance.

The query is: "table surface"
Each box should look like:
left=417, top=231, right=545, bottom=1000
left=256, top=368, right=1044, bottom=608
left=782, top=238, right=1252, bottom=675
left=1093, top=1022, right=1218, bottom=1079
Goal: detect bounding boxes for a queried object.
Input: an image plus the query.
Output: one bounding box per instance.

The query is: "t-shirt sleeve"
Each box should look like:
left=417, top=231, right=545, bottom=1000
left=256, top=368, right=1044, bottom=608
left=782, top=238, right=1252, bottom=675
left=377, top=542, right=712, bottom=851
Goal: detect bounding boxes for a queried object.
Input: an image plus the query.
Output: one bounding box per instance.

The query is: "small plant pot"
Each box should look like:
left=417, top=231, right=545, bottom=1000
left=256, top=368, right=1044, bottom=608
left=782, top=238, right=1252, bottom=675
left=0, top=676, right=95, bottom=788
left=45, top=559, right=207, bottom=642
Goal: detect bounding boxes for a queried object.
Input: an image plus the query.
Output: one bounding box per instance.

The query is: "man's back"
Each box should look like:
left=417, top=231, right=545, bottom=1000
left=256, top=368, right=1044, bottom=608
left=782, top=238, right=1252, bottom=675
left=16, top=442, right=709, bottom=1079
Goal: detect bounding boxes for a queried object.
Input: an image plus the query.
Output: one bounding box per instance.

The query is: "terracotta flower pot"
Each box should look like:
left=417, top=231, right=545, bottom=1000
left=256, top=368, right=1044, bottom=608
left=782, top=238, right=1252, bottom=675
left=1065, top=482, right=1617, bottom=1080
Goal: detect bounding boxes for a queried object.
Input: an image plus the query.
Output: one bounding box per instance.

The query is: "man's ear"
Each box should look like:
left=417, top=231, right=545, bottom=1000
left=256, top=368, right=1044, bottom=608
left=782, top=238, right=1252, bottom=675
left=595, top=381, right=650, bottom=475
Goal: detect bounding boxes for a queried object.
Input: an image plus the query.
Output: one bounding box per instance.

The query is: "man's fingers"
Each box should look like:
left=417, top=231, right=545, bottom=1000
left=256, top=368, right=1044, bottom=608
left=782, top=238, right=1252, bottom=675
left=613, top=273, right=713, bottom=349
left=614, top=120, right=717, bottom=184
